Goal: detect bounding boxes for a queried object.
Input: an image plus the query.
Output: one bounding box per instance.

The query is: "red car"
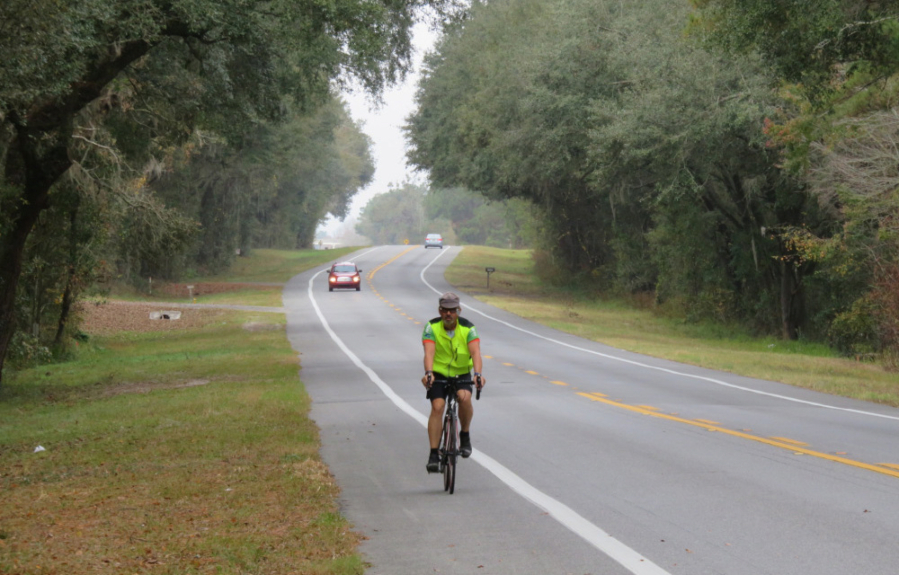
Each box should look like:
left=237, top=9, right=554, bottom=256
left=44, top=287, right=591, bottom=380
left=328, top=261, right=362, bottom=291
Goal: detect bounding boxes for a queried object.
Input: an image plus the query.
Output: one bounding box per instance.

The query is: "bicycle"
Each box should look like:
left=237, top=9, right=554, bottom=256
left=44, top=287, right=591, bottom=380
left=437, top=377, right=482, bottom=494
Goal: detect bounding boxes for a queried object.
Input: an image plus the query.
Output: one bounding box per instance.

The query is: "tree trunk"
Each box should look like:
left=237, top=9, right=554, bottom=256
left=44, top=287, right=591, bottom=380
left=0, top=39, right=154, bottom=386
left=55, top=200, right=80, bottom=346
left=780, top=259, right=799, bottom=340
left=0, top=137, right=68, bottom=385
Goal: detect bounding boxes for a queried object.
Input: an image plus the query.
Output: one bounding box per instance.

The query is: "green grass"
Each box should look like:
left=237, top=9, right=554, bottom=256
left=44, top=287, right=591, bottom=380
left=198, top=247, right=363, bottom=283
left=104, top=246, right=364, bottom=307
left=96, top=287, right=286, bottom=307
left=0, top=311, right=363, bottom=575
left=448, top=245, right=899, bottom=407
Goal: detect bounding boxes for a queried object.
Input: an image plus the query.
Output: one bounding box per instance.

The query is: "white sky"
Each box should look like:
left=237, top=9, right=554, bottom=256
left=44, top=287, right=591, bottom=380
left=319, top=22, right=438, bottom=237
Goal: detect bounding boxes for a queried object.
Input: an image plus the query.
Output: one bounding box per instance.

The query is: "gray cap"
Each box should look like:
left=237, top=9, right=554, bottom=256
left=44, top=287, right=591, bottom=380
left=439, top=292, right=460, bottom=308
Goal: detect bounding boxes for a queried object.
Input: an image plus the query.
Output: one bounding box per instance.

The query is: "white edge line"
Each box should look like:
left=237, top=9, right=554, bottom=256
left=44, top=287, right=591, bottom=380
left=419, top=251, right=899, bottom=423
left=307, top=264, right=671, bottom=575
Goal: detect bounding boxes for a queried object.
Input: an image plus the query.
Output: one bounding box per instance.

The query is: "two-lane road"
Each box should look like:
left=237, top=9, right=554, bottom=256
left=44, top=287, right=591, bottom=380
left=285, top=245, right=899, bottom=575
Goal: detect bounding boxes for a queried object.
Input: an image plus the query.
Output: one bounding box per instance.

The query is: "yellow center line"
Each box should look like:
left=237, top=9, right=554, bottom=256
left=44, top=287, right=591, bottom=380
left=551, top=380, right=569, bottom=386
left=364, top=246, right=423, bottom=327
left=769, top=436, right=809, bottom=447
left=575, top=392, right=899, bottom=479
left=694, top=419, right=721, bottom=425
left=368, top=245, right=419, bottom=281
left=525, top=370, right=540, bottom=375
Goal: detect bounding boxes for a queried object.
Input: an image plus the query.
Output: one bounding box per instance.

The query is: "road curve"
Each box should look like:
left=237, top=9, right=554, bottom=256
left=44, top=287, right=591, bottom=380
left=284, top=245, right=899, bottom=575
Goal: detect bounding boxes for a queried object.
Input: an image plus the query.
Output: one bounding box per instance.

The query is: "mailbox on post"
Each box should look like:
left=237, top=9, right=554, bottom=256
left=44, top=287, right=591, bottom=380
left=485, top=267, right=496, bottom=288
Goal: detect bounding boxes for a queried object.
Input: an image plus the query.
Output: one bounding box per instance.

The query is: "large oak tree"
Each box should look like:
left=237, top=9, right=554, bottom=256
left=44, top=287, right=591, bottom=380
left=0, top=0, right=458, bottom=383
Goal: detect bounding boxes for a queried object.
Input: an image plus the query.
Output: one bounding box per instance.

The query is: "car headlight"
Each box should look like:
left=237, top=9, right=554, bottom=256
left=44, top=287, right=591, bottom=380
left=329, top=276, right=336, bottom=283
left=353, top=276, right=360, bottom=282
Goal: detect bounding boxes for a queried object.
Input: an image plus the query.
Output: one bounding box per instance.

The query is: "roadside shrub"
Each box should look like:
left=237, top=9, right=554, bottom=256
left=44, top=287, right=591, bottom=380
left=532, top=249, right=567, bottom=285
left=828, top=296, right=880, bottom=356
left=871, top=261, right=899, bottom=369
left=6, top=332, right=53, bottom=369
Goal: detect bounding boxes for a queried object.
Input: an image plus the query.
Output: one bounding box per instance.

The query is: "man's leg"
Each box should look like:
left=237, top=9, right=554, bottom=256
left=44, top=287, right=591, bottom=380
left=427, top=398, right=444, bottom=472
left=457, top=389, right=473, bottom=431
left=428, top=398, right=445, bottom=448
left=457, top=389, right=473, bottom=458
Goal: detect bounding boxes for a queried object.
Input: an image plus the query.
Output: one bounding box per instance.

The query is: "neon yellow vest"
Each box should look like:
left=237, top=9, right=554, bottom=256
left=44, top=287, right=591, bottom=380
left=426, top=317, right=477, bottom=376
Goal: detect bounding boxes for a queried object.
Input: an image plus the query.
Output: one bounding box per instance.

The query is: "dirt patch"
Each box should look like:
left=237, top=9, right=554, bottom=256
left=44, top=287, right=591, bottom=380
left=94, top=378, right=214, bottom=399
left=78, top=301, right=228, bottom=335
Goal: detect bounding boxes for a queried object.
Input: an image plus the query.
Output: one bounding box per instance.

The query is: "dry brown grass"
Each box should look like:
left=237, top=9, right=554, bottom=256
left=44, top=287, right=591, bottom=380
left=1, top=456, right=355, bottom=574
left=1, top=309, right=362, bottom=575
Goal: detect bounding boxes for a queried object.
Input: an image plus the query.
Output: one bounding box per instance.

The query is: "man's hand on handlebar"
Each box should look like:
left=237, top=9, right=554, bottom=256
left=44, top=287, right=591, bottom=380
left=474, top=373, right=485, bottom=400
left=422, top=371, right=434, bottom=389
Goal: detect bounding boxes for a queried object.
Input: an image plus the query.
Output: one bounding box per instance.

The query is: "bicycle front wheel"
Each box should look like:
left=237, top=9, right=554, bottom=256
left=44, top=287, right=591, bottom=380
left=444, top=414, right=457, bottom=494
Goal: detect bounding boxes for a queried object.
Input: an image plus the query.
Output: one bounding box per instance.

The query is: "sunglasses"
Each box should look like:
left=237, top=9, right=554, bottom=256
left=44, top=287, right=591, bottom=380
left=439, top=307, right=459, bottom=314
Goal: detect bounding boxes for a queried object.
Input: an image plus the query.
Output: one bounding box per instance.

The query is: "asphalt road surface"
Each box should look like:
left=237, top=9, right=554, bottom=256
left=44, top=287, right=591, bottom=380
left=284, top=245, right=899, bottom=575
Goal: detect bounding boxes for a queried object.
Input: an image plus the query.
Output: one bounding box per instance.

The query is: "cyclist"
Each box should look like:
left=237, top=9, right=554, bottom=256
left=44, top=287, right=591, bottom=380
left=421, top=292, right=486, bottom=473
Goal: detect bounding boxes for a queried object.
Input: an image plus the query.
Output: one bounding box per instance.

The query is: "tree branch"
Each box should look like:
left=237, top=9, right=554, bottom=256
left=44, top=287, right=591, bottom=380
left=814, top=16, right=898, bottom=51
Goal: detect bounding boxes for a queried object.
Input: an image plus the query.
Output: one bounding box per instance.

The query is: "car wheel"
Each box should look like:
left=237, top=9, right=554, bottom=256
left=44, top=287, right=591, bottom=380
left=329, top=286, right=333, bottom=292
left=356, top=285, right=361, bottom=291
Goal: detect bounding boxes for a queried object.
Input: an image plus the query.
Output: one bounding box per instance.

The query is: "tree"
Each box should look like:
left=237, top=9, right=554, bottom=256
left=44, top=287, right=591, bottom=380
left=693, top=1, right=899, bottom=357
left=408, top=0, right=831, bottom=339
left=689, top=0, right=899, bottom=90
left=423, top=187, right=539, bottom=248
left=0, top=0, right=461, bottom=384
left=143, top=99, right=373, bottom=278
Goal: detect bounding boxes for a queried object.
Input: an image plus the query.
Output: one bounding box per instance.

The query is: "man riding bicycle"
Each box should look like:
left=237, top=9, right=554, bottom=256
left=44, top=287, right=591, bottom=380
left=422, top=292, right=486, bottom=473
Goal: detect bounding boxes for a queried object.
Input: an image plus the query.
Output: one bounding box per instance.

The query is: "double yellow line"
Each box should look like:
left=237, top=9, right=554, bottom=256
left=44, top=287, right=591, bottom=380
left=577, top=391, right=899, bottom=479
left=368, top=246, right=899, bottom=481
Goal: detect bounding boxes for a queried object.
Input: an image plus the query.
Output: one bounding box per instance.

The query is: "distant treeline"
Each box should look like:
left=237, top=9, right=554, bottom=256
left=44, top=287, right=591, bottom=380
left=356, top=183, right=540, bottom=249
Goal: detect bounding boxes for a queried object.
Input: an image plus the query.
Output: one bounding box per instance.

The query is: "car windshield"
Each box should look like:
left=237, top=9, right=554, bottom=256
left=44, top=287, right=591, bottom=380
left=332, top=265, right=356, bottom=273
left=427, top=234, right=441, bottom=239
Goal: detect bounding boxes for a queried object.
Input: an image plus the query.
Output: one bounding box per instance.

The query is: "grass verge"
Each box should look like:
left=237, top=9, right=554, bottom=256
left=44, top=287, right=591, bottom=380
left=0, top=311, right=363, bottom=574
left=447, top=246, right=899, bottom=407
left=103, top=247, right=363, bottom=306
left=199, top=247, right=363, bottom=283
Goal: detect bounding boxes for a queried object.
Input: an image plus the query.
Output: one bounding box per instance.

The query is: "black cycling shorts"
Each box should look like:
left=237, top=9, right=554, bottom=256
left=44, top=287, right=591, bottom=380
left=426, top=373, right=473, bottom=400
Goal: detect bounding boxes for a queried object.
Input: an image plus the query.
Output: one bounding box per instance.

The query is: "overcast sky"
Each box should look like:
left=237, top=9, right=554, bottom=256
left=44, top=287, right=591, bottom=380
left=318, top=22, right=439, bottom=237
